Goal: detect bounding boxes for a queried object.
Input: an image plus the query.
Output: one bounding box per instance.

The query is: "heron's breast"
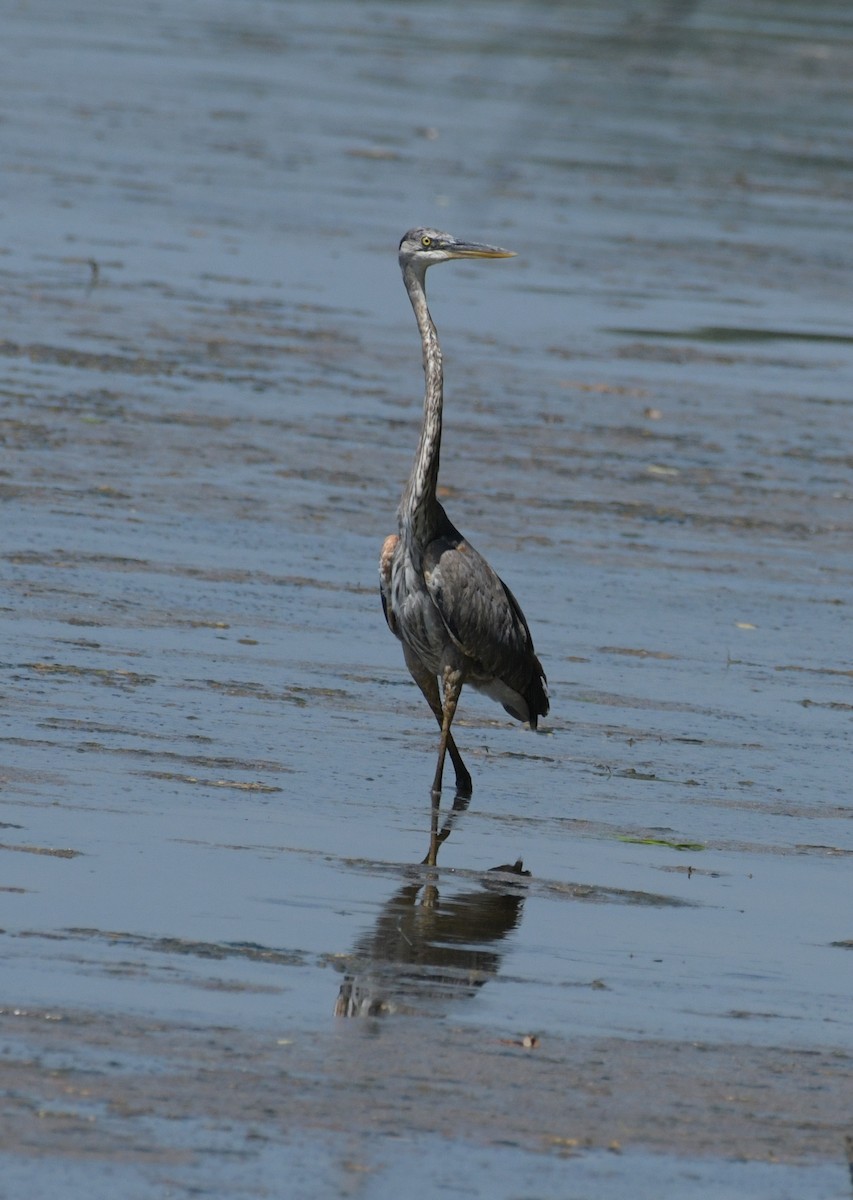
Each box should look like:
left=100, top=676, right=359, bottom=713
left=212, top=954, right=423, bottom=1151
left=389, top=554, right=446, bottom=671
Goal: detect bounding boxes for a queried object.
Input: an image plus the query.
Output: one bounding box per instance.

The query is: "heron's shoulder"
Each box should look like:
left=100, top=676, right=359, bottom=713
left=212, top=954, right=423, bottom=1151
left=379, top=533, right=399, bottom=583
left=423, top=536, right=535, bottom=647
left=422, top=535, right=496, bottom=587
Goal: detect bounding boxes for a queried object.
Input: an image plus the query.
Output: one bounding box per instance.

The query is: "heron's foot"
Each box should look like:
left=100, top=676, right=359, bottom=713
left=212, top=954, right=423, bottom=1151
left=421, top=780, right=472, bottom=865
left=423, top=787, right=441, bottom=866
left=453, top=767, right=473, bottom=797
left=423, top=823, right=440, bottom=866
left=429, top=772, right=471, bottom=799
left=450, top=787, right=472, bottom=815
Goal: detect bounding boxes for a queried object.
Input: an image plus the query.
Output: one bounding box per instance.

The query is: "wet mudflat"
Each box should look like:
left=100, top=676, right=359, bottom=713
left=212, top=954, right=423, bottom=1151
left=1, top=1, right=852, bottom=1196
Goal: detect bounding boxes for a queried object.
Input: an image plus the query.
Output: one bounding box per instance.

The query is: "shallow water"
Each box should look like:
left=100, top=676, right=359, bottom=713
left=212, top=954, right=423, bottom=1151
left=1, top=1, right=852, bottom=1196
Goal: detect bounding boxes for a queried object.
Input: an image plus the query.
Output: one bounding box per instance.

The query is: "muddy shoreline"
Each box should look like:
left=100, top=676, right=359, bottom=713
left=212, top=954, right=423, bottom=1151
left=2, top=1004, right=849, bottom=1165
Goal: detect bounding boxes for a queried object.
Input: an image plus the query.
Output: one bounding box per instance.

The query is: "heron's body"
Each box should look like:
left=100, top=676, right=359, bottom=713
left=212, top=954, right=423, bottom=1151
left=380, top=229, right=548, bottom=826
left=381, top=522, right=545, bottom=724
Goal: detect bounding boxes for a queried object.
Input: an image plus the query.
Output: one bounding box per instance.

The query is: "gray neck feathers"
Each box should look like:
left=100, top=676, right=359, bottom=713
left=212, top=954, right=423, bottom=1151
left=399, top=263, right=444, bottom=547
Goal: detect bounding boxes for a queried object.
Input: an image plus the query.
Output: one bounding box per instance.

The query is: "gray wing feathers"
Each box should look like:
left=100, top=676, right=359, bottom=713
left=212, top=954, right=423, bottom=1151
left=423, top=538, right=539, bottom=692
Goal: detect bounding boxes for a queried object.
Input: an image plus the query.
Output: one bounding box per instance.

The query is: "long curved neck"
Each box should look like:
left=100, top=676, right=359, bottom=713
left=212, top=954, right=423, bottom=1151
left=399, top=261, right=444, bottom=546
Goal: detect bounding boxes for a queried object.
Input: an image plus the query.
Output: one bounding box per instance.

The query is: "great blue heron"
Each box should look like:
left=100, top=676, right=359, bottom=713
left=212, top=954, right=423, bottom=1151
left=380, top=228, right=548, bottom=845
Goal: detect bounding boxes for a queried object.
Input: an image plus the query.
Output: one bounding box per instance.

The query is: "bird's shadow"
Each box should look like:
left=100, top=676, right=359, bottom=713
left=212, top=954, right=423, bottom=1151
left=333, top=858, right=530, bottom=1018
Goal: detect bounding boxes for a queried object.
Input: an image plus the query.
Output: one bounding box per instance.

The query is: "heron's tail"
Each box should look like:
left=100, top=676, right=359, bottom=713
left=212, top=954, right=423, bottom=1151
left=524, top=657, right=549, bottom=730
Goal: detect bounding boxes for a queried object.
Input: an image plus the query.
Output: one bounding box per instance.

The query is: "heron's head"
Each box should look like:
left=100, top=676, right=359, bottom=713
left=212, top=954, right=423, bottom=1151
left=398, top=228, right=515, bottom=277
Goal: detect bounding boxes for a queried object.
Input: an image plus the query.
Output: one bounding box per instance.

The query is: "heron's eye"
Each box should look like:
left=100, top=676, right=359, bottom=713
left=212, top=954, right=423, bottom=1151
left=421, top=235, right=432, bottom=247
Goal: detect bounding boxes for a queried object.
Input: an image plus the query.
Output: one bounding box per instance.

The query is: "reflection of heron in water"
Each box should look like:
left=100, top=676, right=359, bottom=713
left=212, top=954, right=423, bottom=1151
left=381, top=229, right=548, bottom=864
left=334, top=861, right=529, bottom=1018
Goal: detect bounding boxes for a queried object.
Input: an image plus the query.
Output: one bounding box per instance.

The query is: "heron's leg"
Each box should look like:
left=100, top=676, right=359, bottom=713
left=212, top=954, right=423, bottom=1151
left=424, top=670, right=464, bottom=868
left=431, top=667, right=464, bottom=799
left=403, top=646, right=472, bottom=795
left=421, top=788, right=471, bottom=865
left=422, top=672, right=467, bottom=868
left=425, top=789, right=441, bottom=868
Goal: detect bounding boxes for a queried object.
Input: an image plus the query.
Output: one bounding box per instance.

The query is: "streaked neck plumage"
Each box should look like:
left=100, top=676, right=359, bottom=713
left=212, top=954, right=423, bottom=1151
left=398, top=259, right=445, bottom=549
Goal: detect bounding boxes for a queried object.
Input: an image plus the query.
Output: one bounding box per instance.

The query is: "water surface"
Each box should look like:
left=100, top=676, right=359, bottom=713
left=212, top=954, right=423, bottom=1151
left=1, top=2, right=852, bottom=1197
